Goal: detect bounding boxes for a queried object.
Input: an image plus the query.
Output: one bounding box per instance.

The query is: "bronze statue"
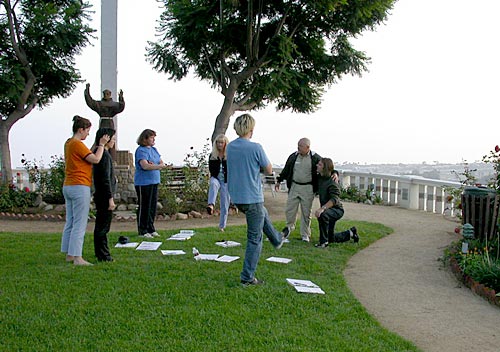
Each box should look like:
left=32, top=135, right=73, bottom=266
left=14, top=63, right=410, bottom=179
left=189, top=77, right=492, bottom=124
left=84, top=83, right=125, bottom=130
left=84, top=83, right=125, bottom=160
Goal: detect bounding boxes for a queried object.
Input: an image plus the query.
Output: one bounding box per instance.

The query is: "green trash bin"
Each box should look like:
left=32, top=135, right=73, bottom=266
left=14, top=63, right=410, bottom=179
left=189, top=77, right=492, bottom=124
left=461, top=186, right=500, bottom=241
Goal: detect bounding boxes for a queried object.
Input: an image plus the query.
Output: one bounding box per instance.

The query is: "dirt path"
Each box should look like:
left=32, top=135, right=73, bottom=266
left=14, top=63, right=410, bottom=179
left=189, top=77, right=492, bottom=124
left=2, top=191, right=500, bottom=351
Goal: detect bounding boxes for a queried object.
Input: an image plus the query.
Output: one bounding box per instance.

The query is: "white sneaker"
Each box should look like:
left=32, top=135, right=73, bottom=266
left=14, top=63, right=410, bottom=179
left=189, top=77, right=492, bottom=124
left=151, top=231, right=160, bottom=237
left=141, top=233, right=154, bottom=239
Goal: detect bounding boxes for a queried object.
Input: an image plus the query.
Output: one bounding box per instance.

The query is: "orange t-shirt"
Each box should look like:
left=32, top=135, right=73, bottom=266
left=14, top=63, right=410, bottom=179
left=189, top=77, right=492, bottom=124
left=63, top=138, right=93, bottom=187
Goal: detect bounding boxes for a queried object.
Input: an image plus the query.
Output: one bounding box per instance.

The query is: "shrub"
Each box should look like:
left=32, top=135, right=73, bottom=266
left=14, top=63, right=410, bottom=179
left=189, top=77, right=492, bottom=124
left=158, top=139, right=210, bottom=215
left=0, top=183, right=35, bottom=212
left=21, top=154, right=65, bottom=204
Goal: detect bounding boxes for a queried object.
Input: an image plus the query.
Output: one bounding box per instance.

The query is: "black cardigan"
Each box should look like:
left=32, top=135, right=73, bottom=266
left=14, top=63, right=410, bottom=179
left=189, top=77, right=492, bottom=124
left=208, top=156, right=227, bottom=183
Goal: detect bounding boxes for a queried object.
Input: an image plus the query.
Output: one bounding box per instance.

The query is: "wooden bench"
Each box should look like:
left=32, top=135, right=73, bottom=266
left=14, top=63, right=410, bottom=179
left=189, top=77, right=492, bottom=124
left=262, top=172, right=281, bottom=197
left=164, top=166, right=190, bottom=192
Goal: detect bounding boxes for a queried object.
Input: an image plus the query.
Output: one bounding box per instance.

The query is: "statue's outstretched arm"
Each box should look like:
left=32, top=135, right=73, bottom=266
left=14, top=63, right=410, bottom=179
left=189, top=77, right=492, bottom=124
left=84, top=83, right=99, bottom=112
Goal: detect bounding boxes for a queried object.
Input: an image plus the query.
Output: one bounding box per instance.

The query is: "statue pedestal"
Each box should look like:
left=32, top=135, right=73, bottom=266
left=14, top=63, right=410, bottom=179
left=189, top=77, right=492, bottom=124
left=114, top=150, right=136, bottom=204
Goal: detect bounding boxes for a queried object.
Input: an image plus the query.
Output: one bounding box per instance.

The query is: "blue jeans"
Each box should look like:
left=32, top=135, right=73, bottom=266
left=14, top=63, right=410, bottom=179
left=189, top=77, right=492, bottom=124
left=236, top=203, right=282, bottom=282
left=61, top=185, right=91, bottom=256
left=208, top=177, right=230, bottom=229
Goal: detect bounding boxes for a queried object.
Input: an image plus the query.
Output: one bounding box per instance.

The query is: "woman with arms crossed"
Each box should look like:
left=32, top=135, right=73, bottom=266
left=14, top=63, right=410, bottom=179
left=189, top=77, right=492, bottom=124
left=134, top=129, right=168, bottom=238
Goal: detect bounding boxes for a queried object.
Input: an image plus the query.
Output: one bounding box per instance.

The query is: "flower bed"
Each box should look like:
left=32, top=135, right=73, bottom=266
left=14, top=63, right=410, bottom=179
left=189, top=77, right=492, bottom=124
left=447, top=245, right=500, bottom=307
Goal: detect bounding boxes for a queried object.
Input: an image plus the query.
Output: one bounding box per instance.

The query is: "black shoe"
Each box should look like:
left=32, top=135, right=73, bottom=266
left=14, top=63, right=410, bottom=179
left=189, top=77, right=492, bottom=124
left=240, top=278, right=264, bottom=286
left=97, top=256, right=114, bottom=262
left=351, top=227, right=359, bottom=243
left=314, top=242, right=328, bottom=248
left=281, top=227, right=290, bottom=239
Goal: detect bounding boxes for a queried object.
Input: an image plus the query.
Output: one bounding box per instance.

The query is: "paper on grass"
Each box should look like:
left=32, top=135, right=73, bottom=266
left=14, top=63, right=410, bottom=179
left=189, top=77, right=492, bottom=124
left=114, top=242, right=139, bottom=248
left=136, top=241, right=162, bottom=251
left=266, top=256, right=292, bottom=264
left=194, top=254, right=220, bottom=261
left=215, top=255, right=240, bottom=263
left=167, top=233, right=193, bottom=241
left=215, top=240, right=241, bottom=248
left=286, top=278, right=325, bottom=294
left=161, top=250, right=186, bottom=255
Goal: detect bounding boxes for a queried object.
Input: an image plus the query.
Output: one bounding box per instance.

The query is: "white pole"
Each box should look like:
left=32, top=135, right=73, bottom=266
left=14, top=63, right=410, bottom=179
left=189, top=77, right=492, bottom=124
left=101, top=0, right=118, bottom=145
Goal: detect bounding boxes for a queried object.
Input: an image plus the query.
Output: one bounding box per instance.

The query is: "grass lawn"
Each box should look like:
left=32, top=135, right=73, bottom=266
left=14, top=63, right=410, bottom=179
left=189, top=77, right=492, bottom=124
left=0, top=219, right=419, bottom=351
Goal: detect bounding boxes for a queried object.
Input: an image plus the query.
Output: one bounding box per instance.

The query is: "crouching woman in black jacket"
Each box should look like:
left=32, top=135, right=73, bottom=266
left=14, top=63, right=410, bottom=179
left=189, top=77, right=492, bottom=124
left=314, top=158, right=359, bottom=248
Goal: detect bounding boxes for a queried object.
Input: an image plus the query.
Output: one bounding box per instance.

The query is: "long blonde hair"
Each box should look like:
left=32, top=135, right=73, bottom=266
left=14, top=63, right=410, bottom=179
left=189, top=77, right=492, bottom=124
left=211, top=134, right=229, bottom=159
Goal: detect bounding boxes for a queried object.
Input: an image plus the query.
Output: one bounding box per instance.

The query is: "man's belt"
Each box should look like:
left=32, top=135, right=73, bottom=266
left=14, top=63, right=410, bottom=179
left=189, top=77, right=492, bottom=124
left=293, top=181, right=312, bottom=185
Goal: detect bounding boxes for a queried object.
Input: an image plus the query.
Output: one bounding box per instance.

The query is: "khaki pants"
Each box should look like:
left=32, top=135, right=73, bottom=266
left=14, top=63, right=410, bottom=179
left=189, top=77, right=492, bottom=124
left=285, top=183, right=314, bottom=240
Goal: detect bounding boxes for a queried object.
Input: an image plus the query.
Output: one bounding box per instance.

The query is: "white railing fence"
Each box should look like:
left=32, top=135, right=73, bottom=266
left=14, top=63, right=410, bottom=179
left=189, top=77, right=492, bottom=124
left=338, top=170, right=462, bottom=215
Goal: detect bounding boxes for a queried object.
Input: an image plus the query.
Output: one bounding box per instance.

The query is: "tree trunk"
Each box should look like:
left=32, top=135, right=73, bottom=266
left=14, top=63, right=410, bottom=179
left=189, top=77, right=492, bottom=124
left=0, top=121, right=13, bottom=185
left=211, top=83, right=238, bottom=142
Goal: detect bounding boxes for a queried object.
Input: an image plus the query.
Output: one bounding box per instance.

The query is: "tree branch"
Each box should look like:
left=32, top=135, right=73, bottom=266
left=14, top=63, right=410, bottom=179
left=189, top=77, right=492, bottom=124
left=4, top=0, right=38, bottom=119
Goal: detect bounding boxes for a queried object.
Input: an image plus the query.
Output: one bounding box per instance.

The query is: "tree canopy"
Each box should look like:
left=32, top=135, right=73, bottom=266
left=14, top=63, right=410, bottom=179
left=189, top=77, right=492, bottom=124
left=0, top=0, right=94, bottom=183
left=147, top=0, right=396, bottom=140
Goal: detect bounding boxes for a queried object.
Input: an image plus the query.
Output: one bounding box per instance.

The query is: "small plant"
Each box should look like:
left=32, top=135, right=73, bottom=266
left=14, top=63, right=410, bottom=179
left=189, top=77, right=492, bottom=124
left=21, top=154, right=65, bottom=204
left=340, top=185, right=361, bottom=202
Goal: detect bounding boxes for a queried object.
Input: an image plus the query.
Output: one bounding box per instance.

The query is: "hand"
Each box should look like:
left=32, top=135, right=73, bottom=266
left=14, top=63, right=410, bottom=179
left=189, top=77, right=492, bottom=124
left=108, top=198, right=116, bottom=211
left=86, top=83, right=90, bottom=88
left=314, top=208, right=324, bottom=218
left=119, top=89, right=123, bottom=97
left=331, top=173, right=339, bottom=182
left=99, top=134, right=110, bottom=146
left=274, top=183, right=280, bottom=192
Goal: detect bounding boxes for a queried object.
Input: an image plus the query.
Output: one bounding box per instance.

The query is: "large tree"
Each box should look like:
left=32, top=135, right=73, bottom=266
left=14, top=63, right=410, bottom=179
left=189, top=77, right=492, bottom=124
left=147, top=0, right=396, bottom=141
left=0, top=0, right=94, bottom=184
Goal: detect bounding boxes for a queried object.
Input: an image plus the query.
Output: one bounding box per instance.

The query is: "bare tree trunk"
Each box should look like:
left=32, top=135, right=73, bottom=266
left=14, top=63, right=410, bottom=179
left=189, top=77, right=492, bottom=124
left=211, top=83, right=237, bottom=142
left=0, top=121, right=13, bottom=184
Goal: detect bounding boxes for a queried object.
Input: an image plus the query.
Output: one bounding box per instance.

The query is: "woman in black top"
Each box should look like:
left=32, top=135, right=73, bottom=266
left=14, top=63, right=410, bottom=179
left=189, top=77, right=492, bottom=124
left=314, top=158, right=359, bottom=247
left=92, top=128, right=117, bottom=261
left=206, top=134, right=230, bottom=231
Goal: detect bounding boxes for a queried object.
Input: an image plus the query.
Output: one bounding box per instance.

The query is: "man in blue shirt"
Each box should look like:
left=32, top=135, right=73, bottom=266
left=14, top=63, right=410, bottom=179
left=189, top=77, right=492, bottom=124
left=227, top=114, right=284, bottom=286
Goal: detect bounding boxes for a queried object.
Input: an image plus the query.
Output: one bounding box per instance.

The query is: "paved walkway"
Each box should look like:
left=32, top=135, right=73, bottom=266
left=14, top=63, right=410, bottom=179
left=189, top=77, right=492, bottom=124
left=2, top=192, right=500, bottom=351
left=342, top=202, right=500, bottom=352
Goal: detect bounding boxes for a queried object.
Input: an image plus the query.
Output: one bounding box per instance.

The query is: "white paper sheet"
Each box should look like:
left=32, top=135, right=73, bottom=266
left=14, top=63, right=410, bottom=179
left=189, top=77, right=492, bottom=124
left=160, top=250, right=186, bottom=255
left=136, top=241, right=162, bottom=251
left=286, top=278, right=325, bottom=294
left=215, top=240, right=241, bottom=248
left=215, top=255, right=240, bottom=263
left=194, top=254, right=219, bottom=261
left=167, top=233, right=193, bottom=241
left=114, top=242, right=139, bottom=248
left=266, top=256, right=292, bottom=264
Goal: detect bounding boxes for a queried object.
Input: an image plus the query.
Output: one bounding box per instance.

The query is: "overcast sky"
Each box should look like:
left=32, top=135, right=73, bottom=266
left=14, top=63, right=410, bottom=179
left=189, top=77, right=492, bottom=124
left=10, top=0, right=500, bottom=168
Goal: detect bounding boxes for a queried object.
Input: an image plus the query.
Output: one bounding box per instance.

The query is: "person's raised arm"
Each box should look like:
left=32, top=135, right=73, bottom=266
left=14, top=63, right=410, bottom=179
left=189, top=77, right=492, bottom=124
left=85, top=134, right=110, bottom=164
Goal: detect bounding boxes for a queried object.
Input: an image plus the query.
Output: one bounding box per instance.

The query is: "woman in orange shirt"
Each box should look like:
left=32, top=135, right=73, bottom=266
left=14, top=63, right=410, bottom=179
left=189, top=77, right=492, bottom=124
left=61, top=115, right=110, bottom=266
